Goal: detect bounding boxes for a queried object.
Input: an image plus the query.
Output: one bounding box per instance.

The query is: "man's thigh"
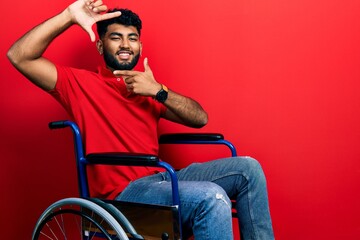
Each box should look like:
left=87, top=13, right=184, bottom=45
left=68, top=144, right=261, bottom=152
left=117, top=175, right=229, bottom=206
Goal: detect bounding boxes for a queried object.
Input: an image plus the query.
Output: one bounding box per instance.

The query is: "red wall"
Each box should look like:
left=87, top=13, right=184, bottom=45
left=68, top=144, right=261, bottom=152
left=1, top=0, right=360, bottom=239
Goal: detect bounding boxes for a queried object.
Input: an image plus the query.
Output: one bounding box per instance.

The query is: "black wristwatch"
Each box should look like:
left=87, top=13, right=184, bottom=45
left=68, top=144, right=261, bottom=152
left=155, top=84, right=168, bottom=103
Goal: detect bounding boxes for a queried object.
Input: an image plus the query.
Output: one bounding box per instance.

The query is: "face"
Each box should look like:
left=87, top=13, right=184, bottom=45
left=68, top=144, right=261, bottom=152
left=97, top=24, right=142, bottom=71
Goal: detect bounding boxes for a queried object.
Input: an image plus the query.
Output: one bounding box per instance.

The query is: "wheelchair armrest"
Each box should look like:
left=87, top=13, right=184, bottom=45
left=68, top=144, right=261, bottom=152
left=86, top=152, right=181, bottom=206
left=159, top=133, right=238, bottom=157
left=86, top=152, right=159, bottom=166
left=159, top=133, right=224, bottom=143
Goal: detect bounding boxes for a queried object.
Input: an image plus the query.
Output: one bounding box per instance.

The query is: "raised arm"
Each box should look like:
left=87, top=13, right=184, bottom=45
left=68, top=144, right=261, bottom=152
left=113, top=58, right=208, bottom=128
left=7, top=0, right=121, bottom=91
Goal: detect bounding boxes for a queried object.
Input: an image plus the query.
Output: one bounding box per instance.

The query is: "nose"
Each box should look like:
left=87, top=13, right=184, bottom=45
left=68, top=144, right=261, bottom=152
left=120, top=38, right=130, bottom=48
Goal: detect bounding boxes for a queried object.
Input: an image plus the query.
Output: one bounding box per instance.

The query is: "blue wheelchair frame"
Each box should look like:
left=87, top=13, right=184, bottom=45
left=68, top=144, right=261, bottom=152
left=48, top=120, right=238, bottom=239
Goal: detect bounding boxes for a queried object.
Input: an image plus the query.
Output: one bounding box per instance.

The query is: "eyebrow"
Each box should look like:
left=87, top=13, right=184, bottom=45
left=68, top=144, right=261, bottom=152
left=109, top=32, right=139, bottom=38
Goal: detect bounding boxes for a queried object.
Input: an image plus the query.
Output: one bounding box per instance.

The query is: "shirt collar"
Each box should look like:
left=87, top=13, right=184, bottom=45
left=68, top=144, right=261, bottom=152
left=96, top=65, right=140, bottom=100
left=97, top=66, right=115, bottom=78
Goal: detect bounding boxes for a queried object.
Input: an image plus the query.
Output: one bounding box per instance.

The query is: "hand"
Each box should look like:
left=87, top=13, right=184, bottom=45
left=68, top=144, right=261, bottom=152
left=113, top=58, right=162, bottom=96
left=68, top=0, right=121, bottom=42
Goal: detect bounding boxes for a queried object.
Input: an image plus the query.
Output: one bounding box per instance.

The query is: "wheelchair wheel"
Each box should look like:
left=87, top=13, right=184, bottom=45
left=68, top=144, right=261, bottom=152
left=32, top=197, right=129, bottom=240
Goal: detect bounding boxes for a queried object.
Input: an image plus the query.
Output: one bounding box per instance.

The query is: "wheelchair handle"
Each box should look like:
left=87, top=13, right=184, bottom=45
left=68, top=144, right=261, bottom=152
left=49, top=120, right=70, bottom=129
left=49, top=120, right=87, bottom=198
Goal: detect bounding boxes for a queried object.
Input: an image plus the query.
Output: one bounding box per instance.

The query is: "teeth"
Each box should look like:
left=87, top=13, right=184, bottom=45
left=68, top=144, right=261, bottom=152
left=118, top=51, right=131, bottom=56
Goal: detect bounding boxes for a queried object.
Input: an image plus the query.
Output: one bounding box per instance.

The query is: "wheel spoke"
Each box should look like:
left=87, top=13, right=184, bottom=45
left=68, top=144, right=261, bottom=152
left=33, top=198, right=130, bottom=240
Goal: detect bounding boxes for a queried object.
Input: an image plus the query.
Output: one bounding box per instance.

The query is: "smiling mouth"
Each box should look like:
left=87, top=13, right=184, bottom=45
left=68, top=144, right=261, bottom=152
left=117, top=50, right=133, bottom=60
left=117, top=49, right=133, bottom=55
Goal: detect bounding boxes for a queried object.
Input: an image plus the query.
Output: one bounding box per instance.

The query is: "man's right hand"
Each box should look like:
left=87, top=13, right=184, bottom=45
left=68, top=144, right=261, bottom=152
left=68, top=0, right=121, bottom=42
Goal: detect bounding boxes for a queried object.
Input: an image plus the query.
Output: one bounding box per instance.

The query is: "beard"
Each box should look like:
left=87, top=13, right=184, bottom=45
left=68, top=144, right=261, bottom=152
left=103, top=50, right=140, bottom=70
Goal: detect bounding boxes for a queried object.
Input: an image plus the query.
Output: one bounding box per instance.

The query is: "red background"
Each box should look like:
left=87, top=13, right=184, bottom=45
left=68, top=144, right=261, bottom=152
left=1, top=0, right=360, bottom=239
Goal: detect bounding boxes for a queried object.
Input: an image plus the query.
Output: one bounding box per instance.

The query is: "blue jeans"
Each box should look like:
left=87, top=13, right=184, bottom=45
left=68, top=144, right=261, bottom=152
left=116, top=157, right=274, bottom=240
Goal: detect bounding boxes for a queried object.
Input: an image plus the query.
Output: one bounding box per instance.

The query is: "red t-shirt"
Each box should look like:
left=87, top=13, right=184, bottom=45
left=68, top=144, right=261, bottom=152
left=49, top=64, right=166, bottom=199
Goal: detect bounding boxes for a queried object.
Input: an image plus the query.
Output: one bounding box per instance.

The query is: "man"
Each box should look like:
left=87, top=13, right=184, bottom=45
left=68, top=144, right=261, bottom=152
left=7, top=0, right=274, bottom=239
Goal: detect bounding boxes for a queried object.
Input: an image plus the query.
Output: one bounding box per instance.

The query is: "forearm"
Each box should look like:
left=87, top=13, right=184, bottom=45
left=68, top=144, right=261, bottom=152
left=163, top=89, right=208, bottom=128
left=113, top=58, right=208, bottom=128
left=7, top=9, right=73, bottom=65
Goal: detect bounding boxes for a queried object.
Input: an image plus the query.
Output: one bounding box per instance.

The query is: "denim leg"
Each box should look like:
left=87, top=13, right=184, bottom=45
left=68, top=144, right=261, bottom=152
left=117, top=174, right=233, bottom=240
left=176, top=157, right=274, bottom=240
left=117, top=156, right=274, bottom=240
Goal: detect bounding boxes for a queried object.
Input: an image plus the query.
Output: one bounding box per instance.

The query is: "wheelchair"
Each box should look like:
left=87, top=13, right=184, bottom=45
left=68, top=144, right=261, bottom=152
left=32, top=120, right=238, bottom=240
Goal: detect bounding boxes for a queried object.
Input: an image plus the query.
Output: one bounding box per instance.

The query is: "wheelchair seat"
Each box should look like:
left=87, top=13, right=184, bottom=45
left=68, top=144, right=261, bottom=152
left=32, top=120, right=238, bottom=240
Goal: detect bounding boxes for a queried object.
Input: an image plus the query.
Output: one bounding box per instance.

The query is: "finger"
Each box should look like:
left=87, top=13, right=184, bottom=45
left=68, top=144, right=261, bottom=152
left=92, top=5, right=107, bottom=13
left=125, top=84, right=133, bottom=92
left=113, top=70, right=137, bottom=76
left=143, top=57, right=152, bottom=73
left=100, top=11, right=122, bottom=20
left=85, top=0, right=95, bottom=6
left=83, top=25, right=96, bottom=42
left=124, top=76, right=134, bottom=84
left=85, top=0, right=98, bottom=10
left=91, top=0, right=103, bottom=8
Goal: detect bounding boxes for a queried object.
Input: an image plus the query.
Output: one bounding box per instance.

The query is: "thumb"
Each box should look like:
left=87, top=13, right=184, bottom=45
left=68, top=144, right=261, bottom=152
left=83, top=25, right=96, bottom=42
left=144, top=57, right=152, bottom=73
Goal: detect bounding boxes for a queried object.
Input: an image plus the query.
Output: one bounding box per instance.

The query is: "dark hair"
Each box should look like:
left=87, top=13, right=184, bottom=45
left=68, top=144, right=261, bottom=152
left=96, top=8, right=142, bottom=38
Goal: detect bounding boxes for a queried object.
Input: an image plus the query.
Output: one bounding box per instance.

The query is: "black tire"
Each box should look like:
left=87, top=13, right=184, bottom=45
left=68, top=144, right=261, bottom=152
left=32, top=197, right=129, bottom=240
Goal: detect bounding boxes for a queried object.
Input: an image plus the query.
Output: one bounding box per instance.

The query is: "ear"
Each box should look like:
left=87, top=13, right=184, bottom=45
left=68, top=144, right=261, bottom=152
left=140, top=41, right=143, bottom=56
left=96, top=40, right=104, bottom=55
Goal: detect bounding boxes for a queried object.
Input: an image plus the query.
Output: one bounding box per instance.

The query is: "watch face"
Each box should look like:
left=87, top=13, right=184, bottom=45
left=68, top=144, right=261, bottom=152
left=156, top=89, right=168, bottom=103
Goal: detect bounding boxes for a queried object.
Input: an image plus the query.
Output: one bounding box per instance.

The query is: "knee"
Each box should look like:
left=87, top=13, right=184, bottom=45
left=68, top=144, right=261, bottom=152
left=196, top=182, right=232, bottom=214
left=244, top=156, right=264, bottom=172
left=234, top=156, right=267, bottom=183
left=181, top=183, right=233, bottom=239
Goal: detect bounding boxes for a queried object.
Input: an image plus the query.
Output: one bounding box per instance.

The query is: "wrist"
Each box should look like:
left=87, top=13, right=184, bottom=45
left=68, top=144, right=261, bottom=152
left=154, top=84, right=169, bottom=103
left=62, top=8, right=76, bottom=26
left=153, top=83, right=162, bottom=97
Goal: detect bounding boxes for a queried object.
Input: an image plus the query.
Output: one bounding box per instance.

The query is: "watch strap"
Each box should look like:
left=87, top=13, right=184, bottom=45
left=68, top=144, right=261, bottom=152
left=162, top=84, right=168, bottom=93
left=155, top=84, right=169, bottom=103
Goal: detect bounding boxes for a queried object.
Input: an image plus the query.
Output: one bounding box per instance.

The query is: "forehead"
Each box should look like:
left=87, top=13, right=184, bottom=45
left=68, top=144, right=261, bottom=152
left=105, top=24, right=139, bottom=36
